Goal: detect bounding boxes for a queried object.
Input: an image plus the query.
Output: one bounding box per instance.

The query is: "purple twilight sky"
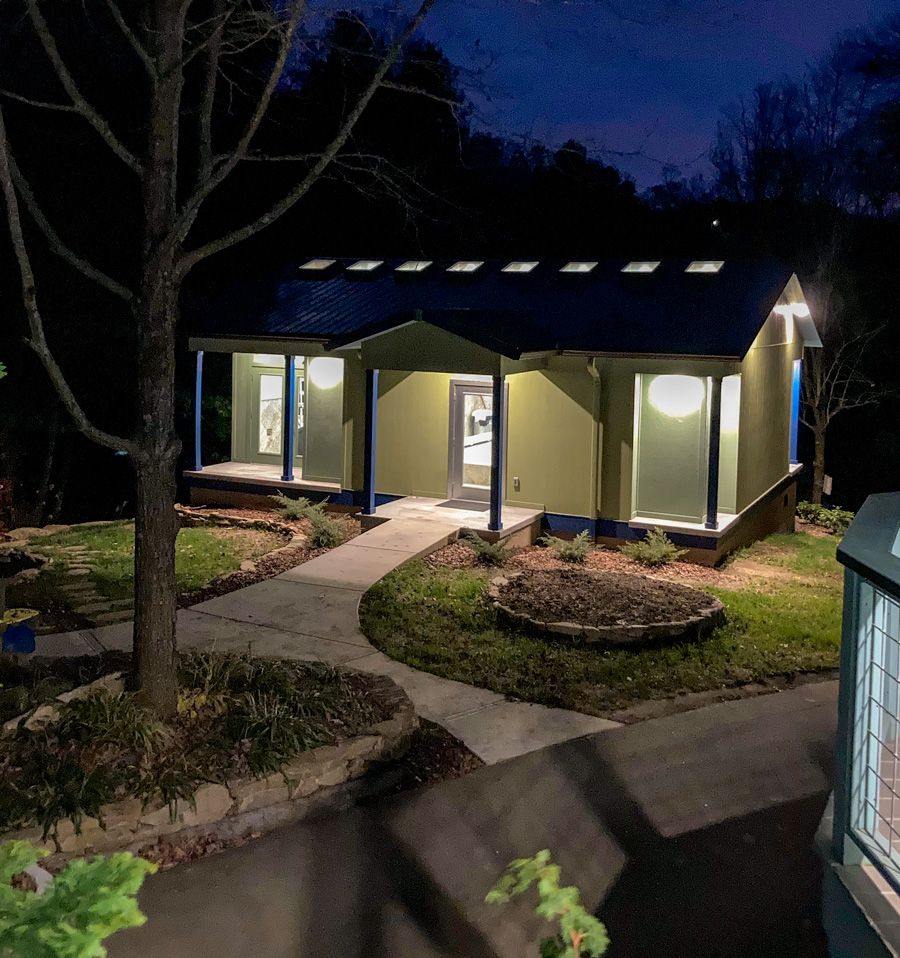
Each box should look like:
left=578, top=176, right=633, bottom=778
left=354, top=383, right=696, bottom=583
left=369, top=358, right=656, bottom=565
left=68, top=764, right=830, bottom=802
left=419, top=0, right=897, bottom=187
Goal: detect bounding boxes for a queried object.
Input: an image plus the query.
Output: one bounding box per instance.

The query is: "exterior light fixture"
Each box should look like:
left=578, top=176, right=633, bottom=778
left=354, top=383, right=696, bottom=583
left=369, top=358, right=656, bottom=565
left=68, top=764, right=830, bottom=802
left=447, top=261, right=484, bottom=273
left=793, top=302, right=811, bottom=318
left=396, top=260, right=432, bottom=272
left=647, top=375, right=705, bottom=418
left=685, top=261, right=724, bottom=273
left=622, top=261, right=660, bottom=273
left=561, top=262, right=598, bottom=273
left=299, top=259, right=336, bottom=271
left=308, top=357, right=344, bottom=390
left=502, top=261, right=539, bottom=273
left=347, top=260, right=384, bottom=272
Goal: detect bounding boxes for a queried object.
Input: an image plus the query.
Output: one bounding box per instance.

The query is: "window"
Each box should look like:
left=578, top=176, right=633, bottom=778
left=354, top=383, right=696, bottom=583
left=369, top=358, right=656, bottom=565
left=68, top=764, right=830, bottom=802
left=447, top=261, right=484, bottom=273
left=622, top=261, right=660, bottom=273
left=561, top=262, right=598, bottom=273
left=396, top=260, right=432, bottom=272
left=502, top=261, right=539, bottom=273
left=632, top=374, right=709, bottom=523
left=685, top=261, right=724, bottom=273
left=347, top=260, right=383, bottom=272
left=257, top=374, right=283, bottom=456
left=299, top=258, right=335, bottom=271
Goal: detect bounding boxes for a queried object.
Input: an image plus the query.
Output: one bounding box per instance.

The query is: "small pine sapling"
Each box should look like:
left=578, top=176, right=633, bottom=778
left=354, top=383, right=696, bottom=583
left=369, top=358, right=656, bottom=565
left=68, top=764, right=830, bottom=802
left=460, top=532, right=508, bottom=566
left=539, top=531, right=594, bottom=564
left=620, top=528, right=686, bottom=567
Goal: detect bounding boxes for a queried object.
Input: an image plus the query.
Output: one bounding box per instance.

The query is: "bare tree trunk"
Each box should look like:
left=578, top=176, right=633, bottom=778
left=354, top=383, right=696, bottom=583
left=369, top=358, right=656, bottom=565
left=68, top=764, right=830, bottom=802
left=130, top=0, right=185, bottom=717
left=812, top=419, right=827, bottom=505
left=34, top=401, right=60, bottom=525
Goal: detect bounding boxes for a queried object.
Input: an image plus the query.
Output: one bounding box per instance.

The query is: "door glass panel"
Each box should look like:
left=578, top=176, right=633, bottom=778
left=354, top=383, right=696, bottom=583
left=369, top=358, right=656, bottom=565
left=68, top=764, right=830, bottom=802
left=258, top=374, right=283, bottom=455
left=462, top=391, right=493, bottom=489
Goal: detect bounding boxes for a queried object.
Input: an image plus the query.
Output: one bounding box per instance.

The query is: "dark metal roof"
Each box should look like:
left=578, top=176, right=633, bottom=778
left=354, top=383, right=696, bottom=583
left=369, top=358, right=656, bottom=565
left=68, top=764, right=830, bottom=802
left=189, top=258, right=797, bottom=359
left=837, top=492, right=900, bottom=602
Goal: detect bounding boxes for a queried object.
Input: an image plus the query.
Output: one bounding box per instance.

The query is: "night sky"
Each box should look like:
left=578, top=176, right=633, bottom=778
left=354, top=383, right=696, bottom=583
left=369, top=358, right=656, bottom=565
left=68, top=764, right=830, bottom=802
left=420, top=0, right=897, bottom=186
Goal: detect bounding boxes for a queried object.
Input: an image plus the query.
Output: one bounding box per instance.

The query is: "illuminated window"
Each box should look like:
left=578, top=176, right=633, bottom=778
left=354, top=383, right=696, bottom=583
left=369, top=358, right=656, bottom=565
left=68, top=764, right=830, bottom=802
left=299, top=258, right=336, bottom=271
left=561, top=262, right=598, bottom=273
left=622, top=261, right=660, bottom=273
left=685, top=261, right=724, bottom=273
left=395, top=260, right=432, bottom=272
left=347, top=260, right=383, bottom=272
left=502, top=261, right=539, bottom=273
left=253, top=354, right=303, bottom=368
left=447, top=261, right=484, bottom=273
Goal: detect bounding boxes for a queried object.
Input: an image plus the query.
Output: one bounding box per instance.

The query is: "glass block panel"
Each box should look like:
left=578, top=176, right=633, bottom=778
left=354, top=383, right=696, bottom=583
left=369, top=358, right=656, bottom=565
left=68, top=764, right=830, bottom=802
left=258, top=374, right=283, bottom=456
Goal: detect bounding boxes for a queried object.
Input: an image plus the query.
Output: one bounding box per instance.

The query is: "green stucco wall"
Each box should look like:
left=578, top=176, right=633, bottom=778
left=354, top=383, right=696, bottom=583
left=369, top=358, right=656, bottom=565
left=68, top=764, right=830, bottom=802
left=736, top=312, right=803, bottom=512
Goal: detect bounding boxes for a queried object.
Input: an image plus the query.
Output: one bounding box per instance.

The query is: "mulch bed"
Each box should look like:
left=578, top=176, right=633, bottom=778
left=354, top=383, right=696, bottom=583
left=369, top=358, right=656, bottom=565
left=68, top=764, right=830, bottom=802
left=425, top=539, right=741, bottom=587
left=497, top=567, right=721, bottom=628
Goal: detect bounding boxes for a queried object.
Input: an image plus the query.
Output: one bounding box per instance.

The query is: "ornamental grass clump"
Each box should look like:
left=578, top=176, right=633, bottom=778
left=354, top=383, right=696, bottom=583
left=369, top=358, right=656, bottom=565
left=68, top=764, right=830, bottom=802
left=620, top=528, right=686, bottom=567
left=0, top=652, right=381, bottom=839
left=540, top=531, right=594, bottom=564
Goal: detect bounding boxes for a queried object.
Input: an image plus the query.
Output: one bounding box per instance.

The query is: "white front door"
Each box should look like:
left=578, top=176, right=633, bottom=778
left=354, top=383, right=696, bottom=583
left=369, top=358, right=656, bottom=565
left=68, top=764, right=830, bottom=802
left=448, top=382, right=494, bottom=502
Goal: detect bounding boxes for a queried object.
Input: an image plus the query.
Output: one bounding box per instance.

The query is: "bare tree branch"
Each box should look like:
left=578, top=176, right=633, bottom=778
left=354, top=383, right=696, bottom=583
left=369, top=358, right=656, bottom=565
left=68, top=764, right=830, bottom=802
left=0, top=88, right=78, bottom=113
left=26, top=0, right=142, bottom=174
left=176, top=0, right=307, bottom=237
left=103, top=0, right=157, bottom=80
left=0, top=110, right=136, bottom=455
left=197, top=0, right=228, bottom=182
left=179, top=0, right=438, bottom=273
left=7, top=151, right=134, bottom=302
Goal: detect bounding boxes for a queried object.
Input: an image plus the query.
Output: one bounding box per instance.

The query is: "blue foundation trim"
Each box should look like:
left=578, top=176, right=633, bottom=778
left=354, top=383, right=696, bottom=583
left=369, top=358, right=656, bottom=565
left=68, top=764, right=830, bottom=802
left=183, top=474, right=406, bottom=511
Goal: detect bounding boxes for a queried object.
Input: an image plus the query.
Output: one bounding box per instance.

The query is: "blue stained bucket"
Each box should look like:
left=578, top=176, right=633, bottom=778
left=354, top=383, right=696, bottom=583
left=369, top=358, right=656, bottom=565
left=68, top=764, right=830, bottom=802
left=2, top=622, right=36, bottom=654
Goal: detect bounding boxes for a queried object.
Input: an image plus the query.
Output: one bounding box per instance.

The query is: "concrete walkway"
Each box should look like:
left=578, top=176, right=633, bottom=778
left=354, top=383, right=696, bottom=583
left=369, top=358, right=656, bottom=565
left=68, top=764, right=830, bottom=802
left=40, top=518, right=616, bottom=764
left=108, top=680, right=839, bottom=958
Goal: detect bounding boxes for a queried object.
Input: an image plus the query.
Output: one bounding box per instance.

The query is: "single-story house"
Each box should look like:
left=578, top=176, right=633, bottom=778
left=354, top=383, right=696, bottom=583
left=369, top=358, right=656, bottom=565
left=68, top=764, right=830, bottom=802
left=185, top=257, right=821, bottom=563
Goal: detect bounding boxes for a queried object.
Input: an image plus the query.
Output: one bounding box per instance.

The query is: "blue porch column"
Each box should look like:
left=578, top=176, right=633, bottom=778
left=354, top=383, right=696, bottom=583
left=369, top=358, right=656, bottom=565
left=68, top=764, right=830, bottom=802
left=705, top=375, right=723, bottom=530
left=489, top=374, right=505, bottom=532
left=281, top=355, right=295, bottom=482
left=362, top=368, right=379, bottom=514
left=193, top=350, right=204, bottom=472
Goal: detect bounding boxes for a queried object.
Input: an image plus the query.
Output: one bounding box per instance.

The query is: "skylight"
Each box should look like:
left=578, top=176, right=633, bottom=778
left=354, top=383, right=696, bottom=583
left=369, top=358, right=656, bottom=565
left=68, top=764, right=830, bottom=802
left=561, top=262, right=598, bottom=273
left=502, top=261, right=539, bottom=273
left=685, top=261, right=724, bottom=273
left=347, top=260, right=384, bottom=272
left=447, top=261, right=484, bottom=273
left=622, top=261, right=660, bottom=273
left=395, top=260, right=432, bottom=272
left=299, top=258, right=336, bottom=271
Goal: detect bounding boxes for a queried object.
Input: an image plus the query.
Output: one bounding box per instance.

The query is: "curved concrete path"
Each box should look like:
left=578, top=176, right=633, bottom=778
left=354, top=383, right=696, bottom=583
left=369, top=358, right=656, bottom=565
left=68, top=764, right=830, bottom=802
left=43, top=518, right=617, bottom=764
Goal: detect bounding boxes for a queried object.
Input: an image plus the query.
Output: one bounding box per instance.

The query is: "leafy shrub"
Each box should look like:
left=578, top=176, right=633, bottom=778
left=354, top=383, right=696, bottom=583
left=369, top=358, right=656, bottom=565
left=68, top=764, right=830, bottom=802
left=540, top=531, right=594, bottom=564
left=796, top=501, right=854, bottom=535
left=486, top=849, right=609, bottom=958
left=460, top=532, right=508, bottom=566
left=0, top=839, right=154, bottom=957
left=620, top=528, right=686, bottom=567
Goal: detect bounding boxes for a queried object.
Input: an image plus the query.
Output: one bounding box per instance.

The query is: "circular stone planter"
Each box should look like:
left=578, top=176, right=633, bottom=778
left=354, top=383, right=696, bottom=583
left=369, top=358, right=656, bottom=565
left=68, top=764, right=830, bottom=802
left=489, top=568, right=725, bottom=647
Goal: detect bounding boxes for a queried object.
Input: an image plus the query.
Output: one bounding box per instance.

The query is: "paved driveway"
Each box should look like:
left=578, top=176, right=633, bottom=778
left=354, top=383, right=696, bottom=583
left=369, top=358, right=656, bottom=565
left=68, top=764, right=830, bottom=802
left=109, top=680, right=837, bottom=958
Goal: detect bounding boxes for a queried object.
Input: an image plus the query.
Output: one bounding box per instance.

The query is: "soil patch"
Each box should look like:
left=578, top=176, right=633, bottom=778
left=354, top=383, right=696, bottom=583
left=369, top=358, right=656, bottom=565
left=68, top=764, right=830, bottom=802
left=497, top=567, right=721, bottom=629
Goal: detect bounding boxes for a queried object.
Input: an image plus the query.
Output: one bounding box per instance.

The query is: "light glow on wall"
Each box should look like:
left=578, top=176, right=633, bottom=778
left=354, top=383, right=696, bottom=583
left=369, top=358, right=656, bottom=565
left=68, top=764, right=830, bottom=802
left=721, top=374, right=741, bottom=433
left=308, top=357, right=343, bottom=390
left=647, top=375, right=705, bottom=418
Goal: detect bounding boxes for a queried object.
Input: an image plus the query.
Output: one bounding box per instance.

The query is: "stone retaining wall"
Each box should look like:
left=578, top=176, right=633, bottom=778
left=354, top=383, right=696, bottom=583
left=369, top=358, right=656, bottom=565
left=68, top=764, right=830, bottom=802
left=2, top=674, right=416, bottom=861
left=489, top=572, right=726, bottom=646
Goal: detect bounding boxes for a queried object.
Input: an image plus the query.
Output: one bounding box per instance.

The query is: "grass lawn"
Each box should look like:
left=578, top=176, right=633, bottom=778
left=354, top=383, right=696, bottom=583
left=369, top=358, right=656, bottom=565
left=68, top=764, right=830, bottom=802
left=359, top=531, right=843, bottom=717
left=9, top=521, right=283, bottom=612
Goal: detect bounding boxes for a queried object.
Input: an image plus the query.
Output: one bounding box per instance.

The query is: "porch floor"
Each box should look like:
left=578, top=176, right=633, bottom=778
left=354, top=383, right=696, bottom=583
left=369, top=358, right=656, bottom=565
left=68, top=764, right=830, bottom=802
left=366, top=496, right=543, bottom=542
left=184, top=461, right=341, bottom=494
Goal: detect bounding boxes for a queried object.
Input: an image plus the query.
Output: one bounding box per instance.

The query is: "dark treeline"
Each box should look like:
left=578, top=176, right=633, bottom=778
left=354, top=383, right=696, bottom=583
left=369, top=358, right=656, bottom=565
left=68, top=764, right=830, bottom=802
left=1, top=7, right=898, bottom=525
